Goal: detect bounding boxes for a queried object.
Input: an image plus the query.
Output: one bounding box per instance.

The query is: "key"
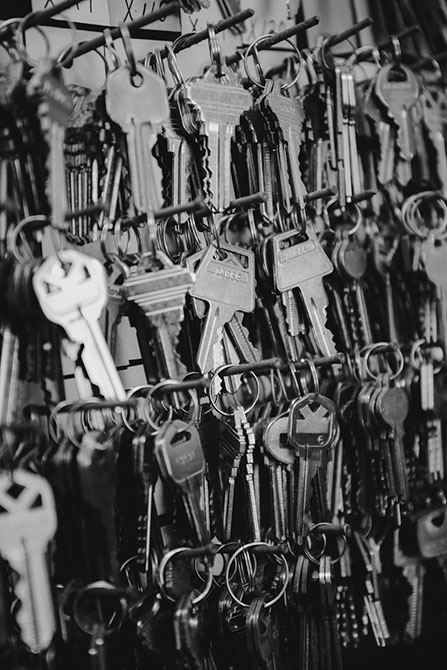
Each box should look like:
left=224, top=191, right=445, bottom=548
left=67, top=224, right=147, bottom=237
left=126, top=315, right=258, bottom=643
left=0, top=470, right=57, bottom=653
left=245, top=595, right=280, bottom=670
left=422, top=87, right=447, bottom=196
left=124, top=251, right=195, bottom=380
left=155, top=419, right=209, bottom=546
left=0, top=323, right=21, bottom=426
left=77, top=431, right=119, bottom=582
left=422, top=238, right=447, bottom=358
left=288, top=393, right=336, bottom=542
left=185, top=63, right=252, bottom=212
left=219, top=411, right=246, bottom=541
left=106, top=63, right=169, bottom=216
left=375, top=64, right=419, bottom=163
left=272, top=228, right=337, bottom=356
left=334, top=236, right=373, bottom=346
left=263, top=414, right=295, bottom=540
left=426, top=418, right=444, bottom=481
left=240, top=409, right=261, bottom=542
left=28, top=60, right=73, bottom=250
left=174, top=589, right=210, bottom=670
left=420, top=346, right=435, bottom=412
left=190, top=242, right=256, bottom=374
left=224, top=311, right=261, bottom=364
left=33, top=249, right=127, bottom=400
left=261, top=79, right=307, bottom=217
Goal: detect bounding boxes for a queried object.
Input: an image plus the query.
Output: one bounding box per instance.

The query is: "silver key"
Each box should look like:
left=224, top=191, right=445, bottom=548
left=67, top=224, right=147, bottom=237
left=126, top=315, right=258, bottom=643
left=423, top=238, right=447, bottom=358
left=272, top=228, right=337, bottom=356
left=0, top=470, right=57, bottom=653
left=106, top=64, right=169, bottom=217
left=190, top=243, right=255, bottom=374
left=33, top=250, right=126, bottom=400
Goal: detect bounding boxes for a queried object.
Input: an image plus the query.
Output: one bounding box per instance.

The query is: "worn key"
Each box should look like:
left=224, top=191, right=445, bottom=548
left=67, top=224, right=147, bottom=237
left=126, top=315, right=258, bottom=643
left=106, top=63, right=169, bottom=216
left=155, top=419, right=210, bottom=547
left=288, top=393, right=336, bottom=542
left=0, top=470, right=57, bottom=653
left=33, top=250, right=127, bottom=400
left=272, top=228, right=337, bottom=356
left=423, top=238, right=447, bottom=358
left=190, top=242, right=256, bottom=374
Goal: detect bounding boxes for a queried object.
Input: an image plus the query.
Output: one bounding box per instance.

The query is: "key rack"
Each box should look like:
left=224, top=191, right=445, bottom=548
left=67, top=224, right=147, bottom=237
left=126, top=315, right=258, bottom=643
left=1, top=1, right=447, bottom=669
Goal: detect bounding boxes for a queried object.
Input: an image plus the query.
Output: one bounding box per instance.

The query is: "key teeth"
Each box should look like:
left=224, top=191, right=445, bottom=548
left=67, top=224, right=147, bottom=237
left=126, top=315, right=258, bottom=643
left=14, top=579, right=42, bottom=653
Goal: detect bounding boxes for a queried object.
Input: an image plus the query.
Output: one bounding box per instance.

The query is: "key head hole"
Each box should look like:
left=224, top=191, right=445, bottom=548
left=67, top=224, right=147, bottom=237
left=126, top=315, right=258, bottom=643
left=387, top=66, right=408, bottom=83
left=431, top=510, right=446, bottom=528
left=171, top=430, right=192, bottom=446
left=131, top=72, right=144, bottom=88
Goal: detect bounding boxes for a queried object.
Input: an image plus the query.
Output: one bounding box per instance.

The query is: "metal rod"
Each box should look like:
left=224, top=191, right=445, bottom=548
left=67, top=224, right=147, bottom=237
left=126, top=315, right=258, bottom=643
left=64, top=201, right=108, bottom=221
left=414, top=49, right=447, bottom=69
left=153, top=197, right=206, bottom=220
left=364, top=342, right=399, bottom=355
left=228, top=191, right=267, bottom=210
left=377, top=25, right=420, bottom=50
left=309, top=523, right=352, bottom=537
left=226, top=15, right=320, bottom=66
left=349, top=189, right=376, bottom=205
left=160, top=8, right=254, bottom=59
left=63, top=2, right=179, bottom=64
left=153, top=377, right=210, bottom=395
left=23, top=0, right=89, bottom=28
left=325, top=17, right=373, bottom=48
left=218, top=357, right=283, bottom=377
left=288, top=353, right=345, bottom=370
left=305, top=185, right=338, bottom=204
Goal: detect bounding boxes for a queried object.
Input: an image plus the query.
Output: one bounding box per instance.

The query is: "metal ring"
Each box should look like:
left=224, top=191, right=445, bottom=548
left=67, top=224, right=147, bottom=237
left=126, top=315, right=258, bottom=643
left=166, top=45, right=185, bottom=86
left=207, top=23, right=223, bottom=78
left=305, top=529, right=347, bottom=565
left=65, top=398, right=105, bottom=448
left=14, top=20, right=50, bottom=67
left=224, top=542, right=289, bottom=608
left=303, top=532, right=328, bottom=563
left=145, top=383, right=175, bottom=432
left=298, top=359, right=320, bottom=396
left=121, top=385, right=154, bottom=433
left=8, top=215, right=50, bottom=262
left=327, top=199, right=363, bottom=236
left=390, top=35, right=401, bottom=66
left=48, top=400, right=74, bottom=444
left=73, top=580, right=128, bottom=635
left=243, top=34, right=302, bottom=91
left=119, top=23, right=138, bottom=81
left=158, top=547, right=213, bottom=604
left=103, top=28, right=121, bottom=71
left=362, top=342, right=404, bottom=381
left=208, top=366, right=261, bottom=417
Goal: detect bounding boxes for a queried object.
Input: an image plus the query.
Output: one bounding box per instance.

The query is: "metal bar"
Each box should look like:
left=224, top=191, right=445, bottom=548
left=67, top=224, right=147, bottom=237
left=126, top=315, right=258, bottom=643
left=325, top=17, right=373, bottom=48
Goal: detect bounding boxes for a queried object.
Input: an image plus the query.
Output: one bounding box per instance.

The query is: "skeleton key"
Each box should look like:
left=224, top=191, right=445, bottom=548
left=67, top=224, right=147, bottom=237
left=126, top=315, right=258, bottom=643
left=190, top=242, right=255, bottom=374
left=28, top=60, right=73, bottom=249
left=155, top=419, right=210, bottom=547
left=272, top=228, right=337, bottom=356
left=288, top=394, right=336, bottom=542
left=185, top=64, right=252, bottom=212
left=106, top=63, right=169, bottom=216
left=124, top=251, right=195, bottom=380
left=423, top=238, right=447, bottom=358
left=0, top=470, right=57, bottom=653
left=33, top=250, right=127, bottom=400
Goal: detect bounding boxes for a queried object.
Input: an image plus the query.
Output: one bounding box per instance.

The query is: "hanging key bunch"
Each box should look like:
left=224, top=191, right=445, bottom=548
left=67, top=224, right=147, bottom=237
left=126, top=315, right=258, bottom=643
left=1, top=1, right=447, bottom=669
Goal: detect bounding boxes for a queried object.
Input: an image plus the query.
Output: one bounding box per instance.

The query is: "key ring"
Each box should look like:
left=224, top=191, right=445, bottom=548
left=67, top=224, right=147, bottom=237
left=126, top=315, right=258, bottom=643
left=158, top=547, right=213, bottom=604
left=208, top=366, right=260, bottom=417
left=304, top=525, right=348, bottom=565
left=166, top=45, right=185, bottom=87
left=119, top=23, right=139, bottom=83
left=243, top=34, right=302, bottom=91
left=224, top=542, right=289, bottom=608
left=361, top=342, right=404, bottom=381
left=207, top=23, right=223, bottom=78
left=103, top=27, right=121, bottom=72
left=298, top=359, right=320, bottom=397
left=73, top=581, right=128, bottom=635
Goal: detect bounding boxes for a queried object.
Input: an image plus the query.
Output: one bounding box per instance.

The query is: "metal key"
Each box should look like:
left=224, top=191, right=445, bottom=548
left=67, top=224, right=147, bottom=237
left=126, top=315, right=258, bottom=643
left=0, top=470, right=57, bottom=653
left=190, top=242, right=255, bottom=374
left=423, top=238, right=447, bottom=358
left=272, top=228, right=337, bottom=356
left=124, top=251, right=195, bottom=380
left=155, top=419, right=209, bottom=546
left=33, top=250, right=127, bottom=400
left=288, top=393, right=336, bottom=542
left=106, top=63, right=169, bottom=215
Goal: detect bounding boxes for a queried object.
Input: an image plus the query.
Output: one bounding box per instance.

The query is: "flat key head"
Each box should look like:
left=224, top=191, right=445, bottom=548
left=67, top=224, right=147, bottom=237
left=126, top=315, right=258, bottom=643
left=33, top=250, right=107, bottom=332
left=288, top=394, right=335, bottom=452
left=154, top=419, right=205, bottom=486
left=0, top=470, right=57, bottom=553
left=335, top=238, right=367, bottom=281
left=272, top=229, right=333, bottom=293
left=423, top=240, right=447, bottom=288
left=262, top=415, right=295, bottom=466
left=186, top=68, right=252, bottom=126
left=375, top=386, right=409, bottom=430
left=106, top=64, right=169, bottom=130
left=190, top=243, right=255, bottom=313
